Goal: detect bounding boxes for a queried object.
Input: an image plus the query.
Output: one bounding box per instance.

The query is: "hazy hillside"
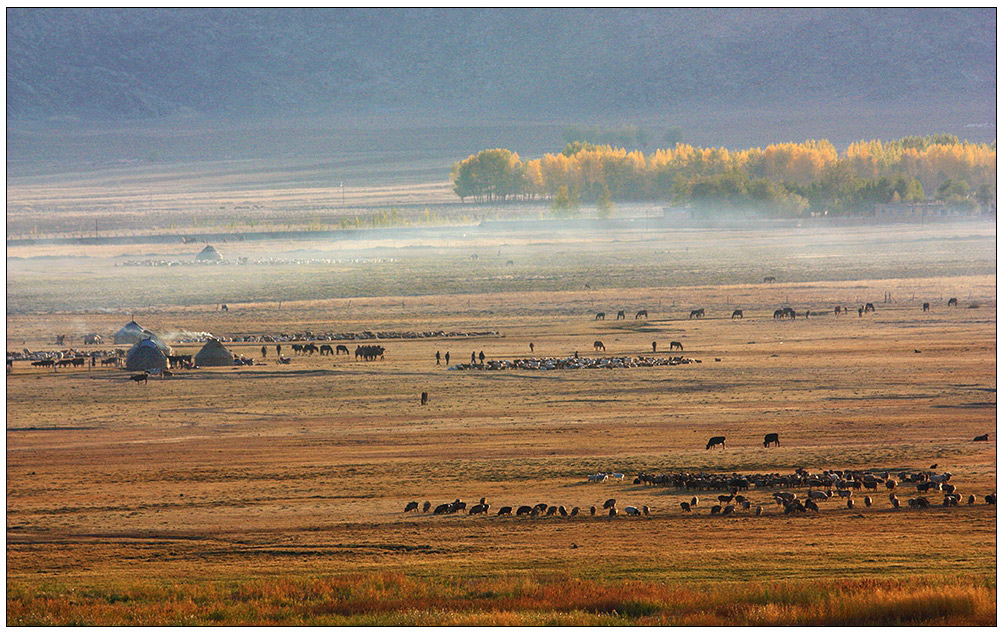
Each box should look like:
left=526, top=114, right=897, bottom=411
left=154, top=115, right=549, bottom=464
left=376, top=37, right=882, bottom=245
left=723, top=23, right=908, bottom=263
left=7, top=8, right=996, bottom=124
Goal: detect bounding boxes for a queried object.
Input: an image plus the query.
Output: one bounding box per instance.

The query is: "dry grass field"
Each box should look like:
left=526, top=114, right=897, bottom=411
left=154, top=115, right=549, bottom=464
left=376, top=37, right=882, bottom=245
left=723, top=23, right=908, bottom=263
left=6, top=221, right=997, bottom=625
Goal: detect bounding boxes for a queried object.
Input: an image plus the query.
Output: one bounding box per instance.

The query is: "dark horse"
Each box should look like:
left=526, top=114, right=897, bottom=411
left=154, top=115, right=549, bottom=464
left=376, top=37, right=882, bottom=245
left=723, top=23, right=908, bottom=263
left=595, top=312, right=605, bottom=320
left=635, top=310, right=648, bottom=320
left=706, top=436, right=726, bottom=450
left=864, top=302, right=875, bottom=313
left=593, top=340, right=606, bottom=351
left=948, top=297, right=958, bottom=307
left=669, top=341, right=683, bottom=351
left=617, top=310, right=626, bottom=320
left=319, top=344, right=334, bottom=356
left=731, top=309, right=743, bottom=319
left=763, top=433, right=780, bottom=447
left=335, top=344, right=350, bottom=355
left=421, top=392, right=429, bottom=405
left=922, top=302, right=930, bottom=312
left=689, top=308, right=705, bottom=319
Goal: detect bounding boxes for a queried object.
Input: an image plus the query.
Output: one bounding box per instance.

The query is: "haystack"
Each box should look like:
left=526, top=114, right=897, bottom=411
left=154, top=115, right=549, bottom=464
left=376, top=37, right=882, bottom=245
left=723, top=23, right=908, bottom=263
left=194, top=339, right=235, bottom=367
left=196, top=245, right=223, bottom=261
left=125, top=338, right=169, bottom=371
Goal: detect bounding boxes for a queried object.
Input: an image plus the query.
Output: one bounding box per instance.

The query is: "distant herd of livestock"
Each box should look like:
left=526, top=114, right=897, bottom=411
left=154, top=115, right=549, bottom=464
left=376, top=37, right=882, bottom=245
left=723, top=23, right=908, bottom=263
left=403, top=464, right=995, bottom=520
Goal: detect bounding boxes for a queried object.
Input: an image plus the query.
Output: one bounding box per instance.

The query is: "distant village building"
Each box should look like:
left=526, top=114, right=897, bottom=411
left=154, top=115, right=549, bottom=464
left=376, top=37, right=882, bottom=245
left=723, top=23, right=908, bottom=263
left=196, top=245, right=223, bottom=261
left=870, top=201, right=974, bottom=219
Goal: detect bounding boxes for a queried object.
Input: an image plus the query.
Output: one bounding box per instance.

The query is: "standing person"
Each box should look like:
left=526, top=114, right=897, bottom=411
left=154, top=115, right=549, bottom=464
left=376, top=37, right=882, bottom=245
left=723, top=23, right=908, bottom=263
left=444, top=351, right=450, bottom=366
left=261, top=345, right=267, bottom=358
left=479, top=351, right=485, bottom=364
left=529, top=342, right=535, bottom=353
left=435, top=351, right=441, bottom=365
left=276, top=343, right=282, bottom=356
left=652, top=341, right=657, bottom=353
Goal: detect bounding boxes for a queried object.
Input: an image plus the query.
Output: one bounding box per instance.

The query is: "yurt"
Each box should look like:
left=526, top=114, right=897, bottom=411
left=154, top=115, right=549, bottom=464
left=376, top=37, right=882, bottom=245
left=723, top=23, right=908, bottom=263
left=125, top=338, right=169, bottom=371
left=113, top=321, right=170, bottom=353
left=196, top=245, right=223, bottom=261
left=194, top=339, right=235, bottom=367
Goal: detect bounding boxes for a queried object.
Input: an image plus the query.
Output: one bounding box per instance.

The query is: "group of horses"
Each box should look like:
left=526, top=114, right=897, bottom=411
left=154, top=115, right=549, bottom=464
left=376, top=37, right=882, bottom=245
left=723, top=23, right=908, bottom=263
left=355, top=345, right=386, bottom=361
left=706, top=433, right=779, bottom=450
left=595, top=310, right=649, bottom=320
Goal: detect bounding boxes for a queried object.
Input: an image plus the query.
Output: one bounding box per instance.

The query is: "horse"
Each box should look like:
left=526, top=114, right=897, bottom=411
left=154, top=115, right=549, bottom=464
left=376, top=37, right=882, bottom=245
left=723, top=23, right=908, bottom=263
left=221, top=304, right=229, bottom=312
left=595, top=312, right=605, bottom=320
left=616, top=310, right=626, bottom=320
left=782, top=307, right=796, bottom=319
left=689, top=308, right=704, bottom=319
left=706, top=436, right=726, bottom=450
left=763, top=433, right=780, bottom=448
left=864, top=302, right=875, bottom=313
left=669, top=341, right=683, bottom=351
left=922, top=302, right=930, bottom=312
left=292, top=343, right=304, bottom=355
left=421, top=392, right=428, bottom=405
left=635, top=310, right=648, bottom=320
left=948, top=297, right=957, bottom=307
left=763, top=276, right=776, bottom=283
left=773, top=309, right=784, bottom=319
left=319, top=344, right=334, bottom=356
left=335, top=344, right=350, bottom=355
left=731, top=309, right=743, bottom=319
left=593, top=340, right=606, bottom=351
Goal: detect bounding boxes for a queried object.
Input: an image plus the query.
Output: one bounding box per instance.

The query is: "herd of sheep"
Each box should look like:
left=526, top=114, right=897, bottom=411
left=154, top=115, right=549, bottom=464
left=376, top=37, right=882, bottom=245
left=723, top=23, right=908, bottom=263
left=402, top=467, right=995, bottom=520
left=447, top=355, right=701, bottom=371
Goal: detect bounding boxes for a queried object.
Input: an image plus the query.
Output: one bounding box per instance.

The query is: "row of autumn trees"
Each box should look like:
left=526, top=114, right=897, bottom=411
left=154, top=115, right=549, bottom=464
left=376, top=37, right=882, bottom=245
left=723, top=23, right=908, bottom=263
left=450, top=135, right=995, bottom=216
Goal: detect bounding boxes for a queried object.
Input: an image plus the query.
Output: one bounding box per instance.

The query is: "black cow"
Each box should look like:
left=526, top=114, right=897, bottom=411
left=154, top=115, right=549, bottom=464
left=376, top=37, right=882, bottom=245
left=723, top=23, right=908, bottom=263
left=706, top=436, right=726, bottom=450
left=763, top=433, right=780, bottom=448
left=973, top=433, right=989, bottom=442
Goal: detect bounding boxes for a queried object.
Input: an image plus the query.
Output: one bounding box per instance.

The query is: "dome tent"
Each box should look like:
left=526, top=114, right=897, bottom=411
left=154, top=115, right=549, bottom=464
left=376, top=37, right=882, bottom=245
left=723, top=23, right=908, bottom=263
left=194, top=339, right=235, bottom=367
left=196, top=245, right=223, bottom=261
left=125, top=338, right=169, bottom=371
left=113, top=321, right=170, bottom=353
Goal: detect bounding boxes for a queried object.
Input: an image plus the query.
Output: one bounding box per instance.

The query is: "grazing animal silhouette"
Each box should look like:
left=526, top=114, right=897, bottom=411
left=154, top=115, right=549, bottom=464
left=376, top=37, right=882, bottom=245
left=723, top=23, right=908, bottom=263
left=593, top=340, right=605, bottom=351
left=689, top=308, right=705, bottom=319
left=763, top=433, right=780, bottom=448
left=864, top=302, right=875, bottom=313
left=922, top=302, right=930, bottom=312
left=774, top=309, right=784, bottom=319
left=710, top=505, right=722, bottom=515
left=420, top=392, right=428, bottom=405
left=680, top=501, right=691, bottom=512
left=570, top=507, right=580, bottom=516
left=669, top=341, right=683, bottom=351
left=422, top=501, right=431, bottom=512
left=616, top=310, right=625, bottom=320
left=595, top=312, right=605, bottom=320
left=335, top=344, right=350, bottom=355
left=973, top=433, right=989, bottom=441
left=731, top=309, right=743, bottom=319
left=130, top=373, right=148, bottom=384
left=506, top=260, right=514, bottom=266
left=590, top=506, right=597, bottom=516
left=948, top=297, right=958, bottom=307
left=516, top=505, right=533, bottom=516
left=763, top=276, right=776, bottom=283
left=497, top=506, right=513, bottom=515
left=404, top=501, right=419, bottom=512
left=433, top=503, right=451, bottom=515
left=635, top=310, right=647, bottom=319
left=603, top=498, right=616, bottom=509
left=319, top=344, right=334, bottom=356
left=608, top=507, right=618, bottom=517
left=220, top=304, right=228, bottom=312
left=985, top=494, right=996, bottom=505
left=706, top=436, right=726, bottom=450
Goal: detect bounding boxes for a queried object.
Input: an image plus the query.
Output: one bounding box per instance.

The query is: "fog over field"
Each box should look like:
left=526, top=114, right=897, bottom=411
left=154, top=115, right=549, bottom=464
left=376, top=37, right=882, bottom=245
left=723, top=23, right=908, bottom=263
left=5, top=8, right=997, bottom=627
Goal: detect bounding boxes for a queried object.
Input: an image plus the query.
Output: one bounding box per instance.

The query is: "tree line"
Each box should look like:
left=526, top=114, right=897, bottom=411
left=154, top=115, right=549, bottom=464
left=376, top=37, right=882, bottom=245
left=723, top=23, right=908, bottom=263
left=450, top=135, right=995, bottom=216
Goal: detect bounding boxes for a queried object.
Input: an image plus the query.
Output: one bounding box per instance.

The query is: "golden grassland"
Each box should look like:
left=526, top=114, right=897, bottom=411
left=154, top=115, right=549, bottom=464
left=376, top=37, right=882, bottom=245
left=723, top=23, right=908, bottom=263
left=5, top=224, right=997, bottom=625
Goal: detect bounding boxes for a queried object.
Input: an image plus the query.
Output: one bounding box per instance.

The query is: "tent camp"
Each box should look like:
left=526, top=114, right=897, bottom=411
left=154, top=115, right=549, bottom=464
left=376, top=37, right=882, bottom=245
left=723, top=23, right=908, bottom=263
left=113, top=321, right=170, bottom=353
left=125, top=338, right=169, bottom=371
left=196, top=245, right=223, bottom=261
left=194, top=339, right=235, bottom=367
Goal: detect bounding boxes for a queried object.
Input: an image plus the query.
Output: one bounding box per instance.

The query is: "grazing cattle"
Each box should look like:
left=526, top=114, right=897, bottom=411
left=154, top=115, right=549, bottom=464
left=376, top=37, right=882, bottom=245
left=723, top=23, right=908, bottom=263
left=497, top=506, right=513, bottom=515
left=319, top=344, right=334, bottom=356
left=691, top=496, right=699, bottom=508
left=546, top=506, right=557, bottom=516
left=32, top=359, right=56, bottom=370
left=129, top=373, right=148, bottom=385
left=624, top=506, right=641, bottom=516
left=590, top=506, right=597, bottom=516
left=587, top=473, right=608, bottom=483
left=449, top=499, right=466, bottom=513
left=470, top=254, right=478, bottom=260
left=558, top=506, right=568, bottom=516
left=635, top=310, right=647, bottom=320
left=642, top=506, right=650, bottom=516
left=922, top=302, right=930, bottom=312
left=710, top=505, right=722, bottom=515
left=420, top=392, right=428, bottom=406
left=593, top=340, right=606, bottom=351
left=335, top=344, right=350, bottom=355
left=595, top=312, right=605, bottom=320
left=755, top=506, right=763, bottom=516
left=83, top=334, right=103, bottom=345
left=603, top=498, right=616, bottom=509
left=967, top=495, right=976, bottom=505
left=680, top=501, right=691, bottom=512
left=763, top=276, right=776, bottom=283
left=689, top=308, right=705, bottom=319
left=973, top=433, right=989, bottom=442
left=985, top=494, right=996, bottom=505
left=731, top=309, right=743, bottom=319
left=433, top=503, right=451, bottom=515
left=804, top=499, right=819, bottom=512
left=403, top=501, right=419, bottom=513
left=469, top=503, right=489, bottom=515
left=864, top=302, right=875, bottom=313
left=616, top=310, right=626, bottom=320
left=763, top=433, right=780, bottom=448
left=864, top=496, right=872, bottom=507
left=570, top=507, right=580, bottom=517
left=516, top=505, right=533, bottom=516
left=422, top=501, right=431, bottom=513
left=948, top=297, right=958, bottom=307
left=101, top=357, right=120, bottom=366
left=292, top=343, right=304, bottom=355
left=608, top=507, right=618, bottom=517
left=669, top=341, right=683, bottom=351
left=303, top=343, right=318, bottom=355
left=706, top=436, right=726, bottom=450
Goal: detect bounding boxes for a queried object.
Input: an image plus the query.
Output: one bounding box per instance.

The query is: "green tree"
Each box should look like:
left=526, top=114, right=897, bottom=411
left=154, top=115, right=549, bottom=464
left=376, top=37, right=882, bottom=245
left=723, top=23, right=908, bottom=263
left=936, top=178, right=970, bottom=201
left=596, top=184, right=614, bottom=218
left=552, top=186, right=579, bottom=217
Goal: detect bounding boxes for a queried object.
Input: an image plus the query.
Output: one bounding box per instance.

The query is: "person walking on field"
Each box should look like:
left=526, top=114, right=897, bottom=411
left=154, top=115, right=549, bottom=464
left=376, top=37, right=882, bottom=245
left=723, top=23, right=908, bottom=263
left=276, top=344, right=281, bottom=356
left=530, top=342, right=535, bottom=353
left=435, top=351, right=441, bottom=365
left=261, top=345, right=267, bottom=359
left=479, top=351, right=485, bottom=364
left=471, top=351, right=476, bottom=364
left=444, top=352, right=450, bottom=366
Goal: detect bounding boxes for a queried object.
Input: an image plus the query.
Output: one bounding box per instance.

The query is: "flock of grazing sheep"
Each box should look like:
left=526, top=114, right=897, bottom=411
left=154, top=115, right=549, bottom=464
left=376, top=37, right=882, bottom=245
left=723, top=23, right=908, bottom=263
left=403, top=467, right=995, bottom=520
